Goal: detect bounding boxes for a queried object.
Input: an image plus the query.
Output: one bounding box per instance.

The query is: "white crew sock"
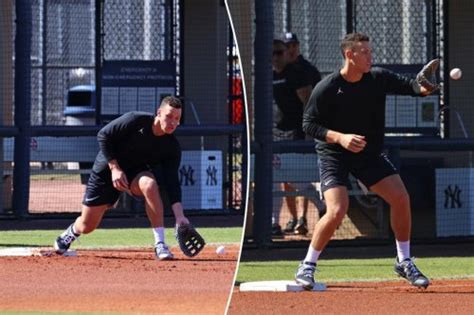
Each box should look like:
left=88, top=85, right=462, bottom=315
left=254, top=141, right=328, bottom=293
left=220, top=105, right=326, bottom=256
left=396, top=240, right=410, bottom=262
left=152, top=227, right=165, bottom=245
left=61, top=223, right=80, bottom=238
left=304, top=246, right=321, bottom=264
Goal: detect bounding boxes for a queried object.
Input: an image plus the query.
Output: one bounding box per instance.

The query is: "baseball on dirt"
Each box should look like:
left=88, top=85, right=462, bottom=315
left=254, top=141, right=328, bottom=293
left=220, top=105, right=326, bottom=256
left=450, top=68, right=462, bottom=80
left=216, top=245, right=226, bottom=255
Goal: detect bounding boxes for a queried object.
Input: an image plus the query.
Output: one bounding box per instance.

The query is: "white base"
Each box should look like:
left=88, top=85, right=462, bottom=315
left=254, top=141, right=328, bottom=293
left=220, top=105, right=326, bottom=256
left=0, top=247, right=77, bottom=257
left=239, top=280, right=326, bottom=292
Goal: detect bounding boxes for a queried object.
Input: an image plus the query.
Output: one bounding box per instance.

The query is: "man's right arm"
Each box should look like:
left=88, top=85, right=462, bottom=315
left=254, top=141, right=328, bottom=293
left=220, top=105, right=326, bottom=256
left=97, top=112, right=139, bottom=162
left=302, top=87, right=329, bottom=141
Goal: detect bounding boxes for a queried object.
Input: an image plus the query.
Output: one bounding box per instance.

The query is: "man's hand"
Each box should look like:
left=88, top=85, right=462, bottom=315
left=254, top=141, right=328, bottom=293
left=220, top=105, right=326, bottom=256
left=338, top=134, right=367, bottom=153
left=171, top=202, right=190, bottom=226
left=109, top=162, right=130, bottom=192
left=175, top=216, right=190, bottom=226
left=414, top=58, right=440, bottom=94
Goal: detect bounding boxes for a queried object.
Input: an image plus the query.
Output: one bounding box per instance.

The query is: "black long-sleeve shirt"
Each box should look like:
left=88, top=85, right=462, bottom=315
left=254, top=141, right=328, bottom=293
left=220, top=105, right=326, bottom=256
left=94, top=111, right=182, bottom=204
left=303, top=67, right=419, bottom=156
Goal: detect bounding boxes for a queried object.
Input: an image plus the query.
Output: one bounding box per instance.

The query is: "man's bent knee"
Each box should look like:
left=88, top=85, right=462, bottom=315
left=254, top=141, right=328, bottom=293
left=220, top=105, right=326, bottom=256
left=325, top=205, right=347, bottom=224
left=140, top=178, right=159, bottom=197
left=388, top=191, right=410, bottom=209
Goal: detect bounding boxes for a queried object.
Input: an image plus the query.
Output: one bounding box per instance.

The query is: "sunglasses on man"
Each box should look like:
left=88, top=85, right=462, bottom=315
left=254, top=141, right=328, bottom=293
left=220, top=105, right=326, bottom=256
left=273, top=50, right=285, bottom=56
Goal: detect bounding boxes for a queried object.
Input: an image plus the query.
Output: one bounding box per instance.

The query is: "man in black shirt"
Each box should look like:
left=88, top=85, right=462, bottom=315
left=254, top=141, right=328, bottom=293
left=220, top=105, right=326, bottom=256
left=295, top=33, right=439, bottom=289
left=272, top=38, right=313, bottom=236
left=272, top=38, right=313, bottom=139
left=54, top=96, right=190, bottom=260
left=283, top=32, right=322, bottom=88
left=281, top=32, right=324, bottom=235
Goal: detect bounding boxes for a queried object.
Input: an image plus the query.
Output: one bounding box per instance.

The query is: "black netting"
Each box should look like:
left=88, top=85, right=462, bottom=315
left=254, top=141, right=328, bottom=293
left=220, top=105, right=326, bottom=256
left=30, top=0, right=96, bottom=126
left=103, top=0, right=173, bottom=61
left=353, top=0, right=429, bottom=64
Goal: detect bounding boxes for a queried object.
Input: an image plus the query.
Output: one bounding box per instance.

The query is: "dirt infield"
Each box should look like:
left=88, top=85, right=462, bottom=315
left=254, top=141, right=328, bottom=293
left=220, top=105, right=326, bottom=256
left=0, top=245, right=239, bottom=314
left=228, top=279, right=474, bottom=315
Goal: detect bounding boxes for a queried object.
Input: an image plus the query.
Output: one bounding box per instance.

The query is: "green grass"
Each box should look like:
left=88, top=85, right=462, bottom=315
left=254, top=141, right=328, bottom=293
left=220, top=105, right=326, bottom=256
left=0, top=227, right=242, bottom=249
left=236, top=257, right=474, bottom=283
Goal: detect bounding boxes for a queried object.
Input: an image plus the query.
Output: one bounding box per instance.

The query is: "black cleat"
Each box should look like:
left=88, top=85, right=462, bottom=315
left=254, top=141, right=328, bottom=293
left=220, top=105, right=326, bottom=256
left=395, top=258, right=430, bottom=288
left=54, top=234, right=77, bottom=255
left=295, top=261, right=317, bottom=290
left=54, top=224, right=79, bottom=255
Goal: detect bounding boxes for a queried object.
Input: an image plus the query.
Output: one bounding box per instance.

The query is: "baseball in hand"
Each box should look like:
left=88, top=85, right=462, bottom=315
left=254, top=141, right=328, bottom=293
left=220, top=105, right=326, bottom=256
left=450, top=68, right=462, bottom=80
left=216, top=245, right=226, bottom=255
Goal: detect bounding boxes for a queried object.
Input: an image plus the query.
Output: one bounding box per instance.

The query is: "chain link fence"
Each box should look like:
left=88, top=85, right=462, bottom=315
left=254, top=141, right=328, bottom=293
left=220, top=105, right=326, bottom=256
left=30, top=0, right=96, bottom=126
left=29, top=0, right=174, bottom=126
left=353, top=0, right=431, bottom=64
left=103, top=0, right=173, bottom=61
left=274, top=0, right=347, bottom=74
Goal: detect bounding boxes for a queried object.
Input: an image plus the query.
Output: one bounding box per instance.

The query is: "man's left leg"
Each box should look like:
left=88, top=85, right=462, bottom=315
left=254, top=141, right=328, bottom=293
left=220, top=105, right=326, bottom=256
left=282, top=183, right=298, bottom=233
left=130, top=171, right=173, bottom=260
left=370, top=174, right=430, bottom=288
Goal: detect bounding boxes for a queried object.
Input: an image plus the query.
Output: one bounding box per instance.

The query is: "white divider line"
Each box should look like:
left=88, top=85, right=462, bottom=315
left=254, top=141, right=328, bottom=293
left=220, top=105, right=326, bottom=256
left=240, top=280, right=326, bottom=292
left=0, top=247, right=77, bottom=257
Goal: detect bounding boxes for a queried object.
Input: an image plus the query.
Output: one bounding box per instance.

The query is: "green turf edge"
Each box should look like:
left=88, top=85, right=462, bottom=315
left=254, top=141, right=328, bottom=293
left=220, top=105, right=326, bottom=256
left=0, top=227, right=242, bottom=249
left=235, top=257, right=474, bottom=283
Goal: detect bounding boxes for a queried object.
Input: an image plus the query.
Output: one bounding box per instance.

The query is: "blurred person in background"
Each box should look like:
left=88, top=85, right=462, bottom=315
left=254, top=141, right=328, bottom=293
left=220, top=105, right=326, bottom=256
left=271, top=37, right=312, bottom=236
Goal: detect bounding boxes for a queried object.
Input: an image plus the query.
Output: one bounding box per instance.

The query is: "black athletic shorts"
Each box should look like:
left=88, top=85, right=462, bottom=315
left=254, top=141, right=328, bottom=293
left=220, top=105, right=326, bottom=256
left=319, top=152, right=398, bottom=193
left=83, top=166, right=158, bottom=207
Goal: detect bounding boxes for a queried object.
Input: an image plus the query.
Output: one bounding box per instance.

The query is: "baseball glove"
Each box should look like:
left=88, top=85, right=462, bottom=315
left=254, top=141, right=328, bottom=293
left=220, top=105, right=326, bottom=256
left=175, top=223, right=206, bottom=257
left=413, top=58, right=440, bottom=93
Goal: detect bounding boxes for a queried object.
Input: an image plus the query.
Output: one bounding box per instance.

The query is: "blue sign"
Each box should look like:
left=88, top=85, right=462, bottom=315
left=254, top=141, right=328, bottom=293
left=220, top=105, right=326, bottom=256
left=102, top=60, right=175, bottom=87
left=101, top=60, right=176, bottom=118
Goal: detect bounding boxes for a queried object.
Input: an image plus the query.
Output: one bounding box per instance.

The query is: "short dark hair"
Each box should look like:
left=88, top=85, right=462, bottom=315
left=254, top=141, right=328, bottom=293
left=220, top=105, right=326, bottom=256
left=160, top=96, right=182, bottom=109
left=340, top=32, right=370, bottom=57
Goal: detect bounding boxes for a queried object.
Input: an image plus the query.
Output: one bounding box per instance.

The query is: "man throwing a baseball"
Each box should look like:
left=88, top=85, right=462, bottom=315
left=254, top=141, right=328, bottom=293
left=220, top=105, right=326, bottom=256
left=295, top=32, right=438, bottom=289
left=54, top=96, right=190, bottom=260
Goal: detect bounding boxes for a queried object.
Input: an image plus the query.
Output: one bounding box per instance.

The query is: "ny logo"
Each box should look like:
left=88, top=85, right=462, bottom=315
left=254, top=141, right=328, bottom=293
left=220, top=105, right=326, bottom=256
left=206, top=165, right=218, bottom=186
left=444, top=185, right=462, bottom=209
left=179, top=165, right=195, bottom=186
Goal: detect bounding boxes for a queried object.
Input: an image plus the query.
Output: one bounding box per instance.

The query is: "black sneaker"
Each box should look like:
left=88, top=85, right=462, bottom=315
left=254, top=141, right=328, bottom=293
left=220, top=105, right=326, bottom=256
left=295, top=261, right=317, bottom=290
left=283, top=219, right=297, bottom=233
left=271, top=223, right=283, bottom=238
left=294, top=217, right=308, bottom=235
left=54, top=225, right=79, bottom=255
left=394, top=257, right=430, bottom=288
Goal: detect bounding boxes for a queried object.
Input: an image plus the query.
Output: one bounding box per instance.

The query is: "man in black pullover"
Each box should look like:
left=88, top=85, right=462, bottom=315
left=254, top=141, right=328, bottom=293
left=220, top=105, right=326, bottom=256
left=295, top=32, right=439, bottom=290
left=54, top=96, right=189, bottom=260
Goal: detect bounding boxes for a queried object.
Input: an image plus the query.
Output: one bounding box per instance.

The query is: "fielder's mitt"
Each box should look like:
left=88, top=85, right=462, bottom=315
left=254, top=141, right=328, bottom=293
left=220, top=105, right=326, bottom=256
left=414, top=58, right=440, bottom=93
left=175, top=223, right=206, bottom=257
